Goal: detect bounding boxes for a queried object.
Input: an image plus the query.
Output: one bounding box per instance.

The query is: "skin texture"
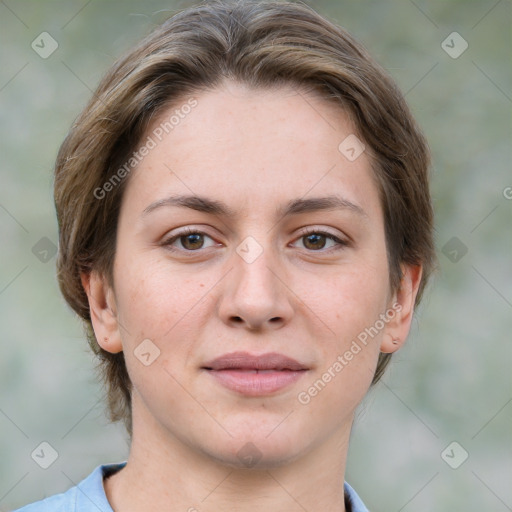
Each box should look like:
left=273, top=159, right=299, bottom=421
left=81, top=80, right=422, bottom=512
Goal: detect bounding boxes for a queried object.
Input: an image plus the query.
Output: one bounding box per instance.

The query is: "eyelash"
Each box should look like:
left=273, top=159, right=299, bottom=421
left=161, top=227, right=349, bottom=255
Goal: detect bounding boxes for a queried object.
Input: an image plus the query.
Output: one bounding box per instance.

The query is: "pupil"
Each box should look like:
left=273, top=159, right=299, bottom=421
left=183, top=233, right=203, bottom=249
left=305, top=233, right=325, bottom=250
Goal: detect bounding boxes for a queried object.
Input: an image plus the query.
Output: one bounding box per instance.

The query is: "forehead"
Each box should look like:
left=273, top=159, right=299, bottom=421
left=121, top=80, right=380, bottom=221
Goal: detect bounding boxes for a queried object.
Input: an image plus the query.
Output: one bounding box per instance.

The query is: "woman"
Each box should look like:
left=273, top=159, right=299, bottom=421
left=16, top=1, right=435, bottom=510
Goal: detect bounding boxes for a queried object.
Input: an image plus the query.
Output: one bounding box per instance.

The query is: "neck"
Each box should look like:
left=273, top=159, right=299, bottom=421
left=105, top=399, right=351, bottom=512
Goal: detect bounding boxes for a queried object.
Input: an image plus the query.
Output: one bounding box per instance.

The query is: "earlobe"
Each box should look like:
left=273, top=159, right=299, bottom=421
left=80, top=271, right=123, bottom=354
left=380, top=333, right=403, bottom=354
left=380, top=264, right=423, bottom=354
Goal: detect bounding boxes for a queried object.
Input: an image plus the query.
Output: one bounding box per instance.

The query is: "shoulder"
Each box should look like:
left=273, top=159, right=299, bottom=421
left=12, top=490, right=72, bottom=512
left=12, top=462, right=127, bottom=512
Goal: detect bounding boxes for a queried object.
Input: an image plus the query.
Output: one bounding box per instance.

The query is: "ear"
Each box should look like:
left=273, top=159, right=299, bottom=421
left=380, top=264, right=423, bottom=354
left=80, top=271, right=123, bottom=354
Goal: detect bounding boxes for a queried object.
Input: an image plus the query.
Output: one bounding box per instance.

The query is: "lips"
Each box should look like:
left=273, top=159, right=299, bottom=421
left=202, top=351, right=309, bottom=396
left=202, top=351, right=308, bottom=371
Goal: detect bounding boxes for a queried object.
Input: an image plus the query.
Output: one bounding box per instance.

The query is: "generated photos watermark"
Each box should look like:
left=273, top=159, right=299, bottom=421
left=93, top=97, right=198, bottom=200
left=297, top=301, right=402, bottom=405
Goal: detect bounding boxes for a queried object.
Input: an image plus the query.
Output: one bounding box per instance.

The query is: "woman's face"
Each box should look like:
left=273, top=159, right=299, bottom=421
left=87, top=80, right=419, bottom=468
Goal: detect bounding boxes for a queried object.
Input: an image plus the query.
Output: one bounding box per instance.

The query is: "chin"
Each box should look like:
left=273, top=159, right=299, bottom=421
left=205, top=441, right=304, bottom=470
left=199, top=424, right=306, bottom=470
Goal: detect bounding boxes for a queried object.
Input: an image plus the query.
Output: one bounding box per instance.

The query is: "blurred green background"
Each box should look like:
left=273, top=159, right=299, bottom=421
left=0, top=0, right=510, bottom=510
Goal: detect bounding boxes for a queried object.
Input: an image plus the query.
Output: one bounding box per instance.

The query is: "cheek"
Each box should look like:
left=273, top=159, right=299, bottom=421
left=303, top=260, right=389, bottom=392
left=113, top=254, right=209, bottom=346
left=297, top=273, right=386, bottom=417
left=316, top=261, right=390, bottom=340
left=112, top=258, right=208, bottom=401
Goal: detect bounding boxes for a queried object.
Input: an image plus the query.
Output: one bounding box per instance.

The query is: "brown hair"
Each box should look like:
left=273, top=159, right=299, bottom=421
left=54, top=0, right=436, bottom=436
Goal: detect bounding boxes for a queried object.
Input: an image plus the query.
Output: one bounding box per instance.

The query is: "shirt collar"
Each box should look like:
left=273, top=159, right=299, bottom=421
left=76, top=462, right=368, bottom=512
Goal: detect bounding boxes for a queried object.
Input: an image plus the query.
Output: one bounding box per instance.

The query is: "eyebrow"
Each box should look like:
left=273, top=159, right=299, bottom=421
left=141, top=194, right=368, bottom=220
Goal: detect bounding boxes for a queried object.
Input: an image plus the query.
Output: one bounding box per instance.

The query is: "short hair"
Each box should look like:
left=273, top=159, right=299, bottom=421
left=54, top=0, right=436, bottom=436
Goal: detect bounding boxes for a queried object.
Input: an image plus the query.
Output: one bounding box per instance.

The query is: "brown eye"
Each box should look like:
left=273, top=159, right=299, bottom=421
left=180, top=232, right=205, bottom=250
left=294, top=229, right=349, bottom=252
left=162, top=228, right=216, bottom=253
left=303, top=232, right=328, bottom=250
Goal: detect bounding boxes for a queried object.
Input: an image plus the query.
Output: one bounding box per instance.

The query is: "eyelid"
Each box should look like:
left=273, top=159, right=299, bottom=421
left=296, top=226, right=346, bottom=240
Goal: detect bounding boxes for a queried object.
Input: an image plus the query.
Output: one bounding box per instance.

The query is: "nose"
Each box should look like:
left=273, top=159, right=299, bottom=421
left=217, top=238, right=294, bottom=332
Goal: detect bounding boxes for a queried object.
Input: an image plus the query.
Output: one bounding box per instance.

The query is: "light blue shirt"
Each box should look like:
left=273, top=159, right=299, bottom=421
left=14, top=462, right=369, bottom=511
